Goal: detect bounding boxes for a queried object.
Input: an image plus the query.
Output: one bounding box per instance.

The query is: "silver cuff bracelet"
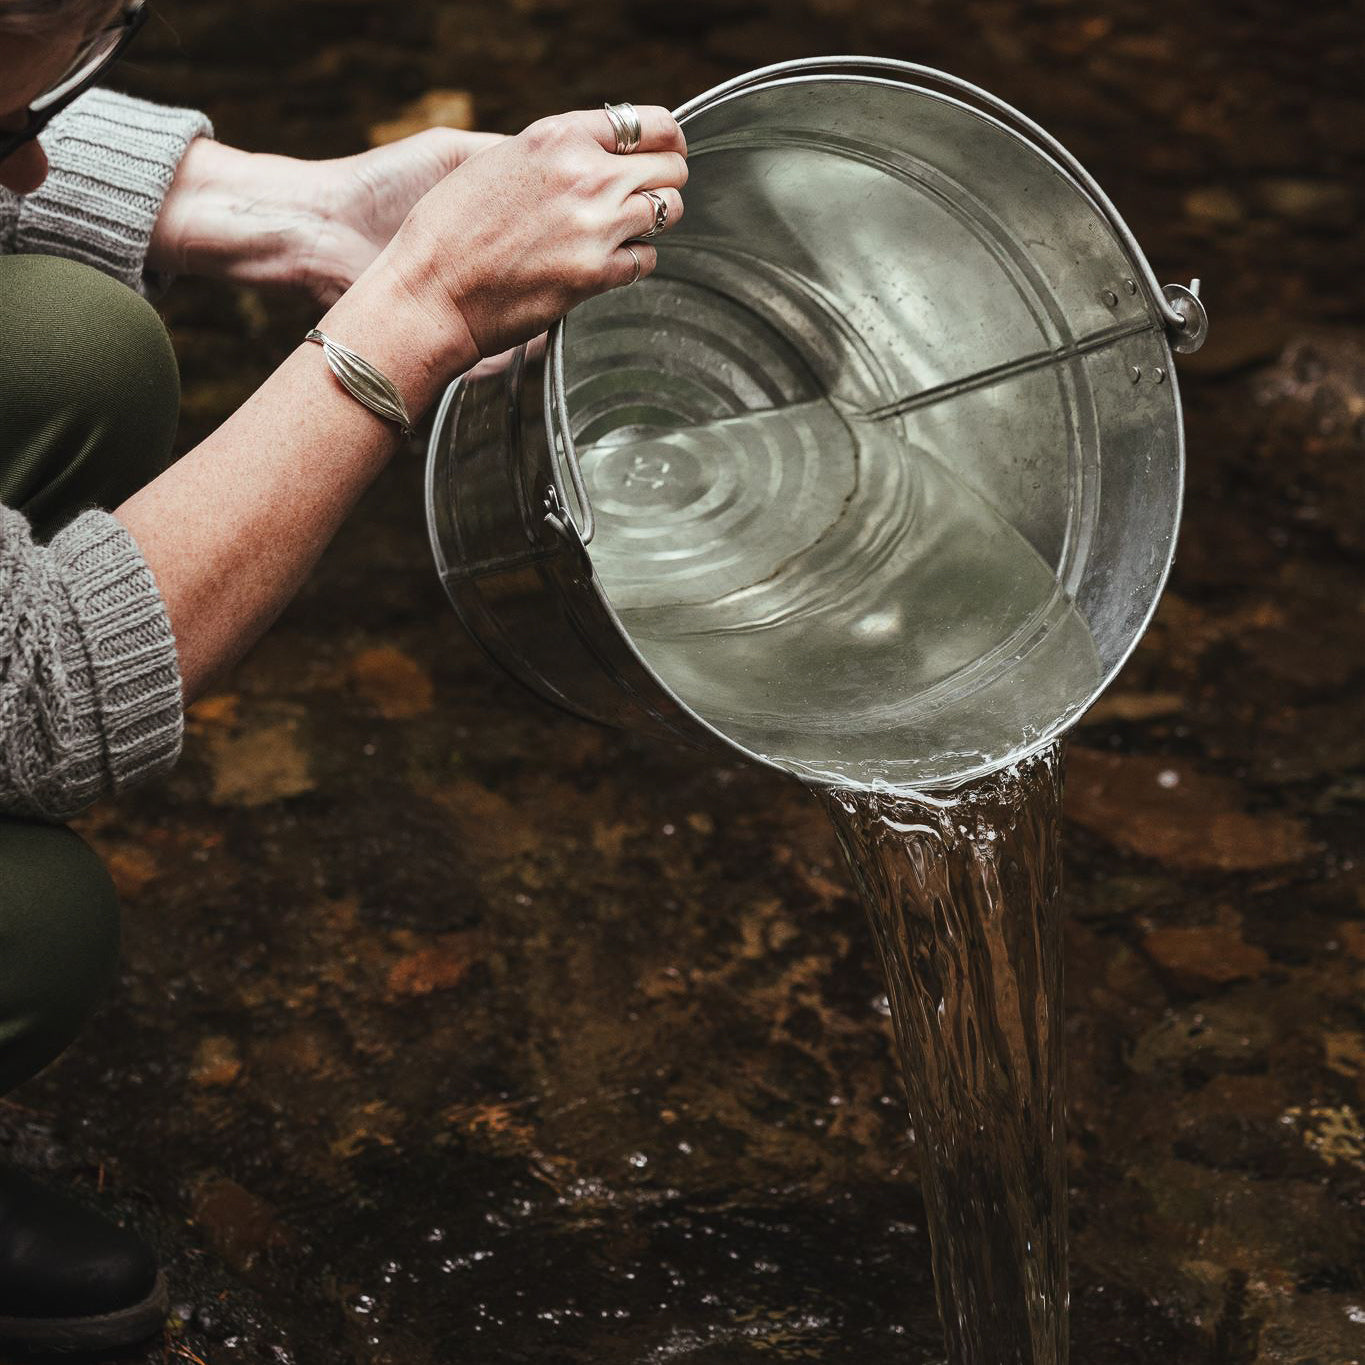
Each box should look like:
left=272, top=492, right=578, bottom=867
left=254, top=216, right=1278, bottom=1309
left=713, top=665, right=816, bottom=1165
left=305, top=328, right=413, bottom=437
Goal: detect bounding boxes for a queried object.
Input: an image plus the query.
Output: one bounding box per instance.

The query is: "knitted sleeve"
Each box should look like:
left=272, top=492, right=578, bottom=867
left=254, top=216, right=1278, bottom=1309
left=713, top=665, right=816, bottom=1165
left=0, top=504, right=183, bottom=822
left=0, top=88, right=212, bottom=294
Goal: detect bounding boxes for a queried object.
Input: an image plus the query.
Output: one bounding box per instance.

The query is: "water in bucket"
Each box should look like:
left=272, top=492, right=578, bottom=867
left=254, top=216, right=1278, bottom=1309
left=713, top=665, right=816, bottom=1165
left=577, top=378, right=1101, bottom=791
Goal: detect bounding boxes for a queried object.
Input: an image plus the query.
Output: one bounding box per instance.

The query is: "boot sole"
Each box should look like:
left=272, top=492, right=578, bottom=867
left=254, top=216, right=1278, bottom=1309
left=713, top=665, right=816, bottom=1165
left=0, top=1271, right=168, bottom=1354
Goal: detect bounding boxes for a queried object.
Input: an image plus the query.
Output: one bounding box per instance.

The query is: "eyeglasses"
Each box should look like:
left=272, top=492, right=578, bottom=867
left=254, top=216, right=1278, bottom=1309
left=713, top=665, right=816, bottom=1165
left=0, top=3, right=148, bottom=164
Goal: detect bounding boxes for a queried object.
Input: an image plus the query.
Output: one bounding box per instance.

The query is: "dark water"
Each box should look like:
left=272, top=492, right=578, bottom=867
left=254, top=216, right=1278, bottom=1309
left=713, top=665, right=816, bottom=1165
left=821, top=744, right=1068, bottom=1365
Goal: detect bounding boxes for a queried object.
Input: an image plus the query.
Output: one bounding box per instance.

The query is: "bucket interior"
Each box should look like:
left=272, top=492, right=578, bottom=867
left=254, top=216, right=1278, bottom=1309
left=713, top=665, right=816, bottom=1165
left=563, top=73, right=1182, bottom=788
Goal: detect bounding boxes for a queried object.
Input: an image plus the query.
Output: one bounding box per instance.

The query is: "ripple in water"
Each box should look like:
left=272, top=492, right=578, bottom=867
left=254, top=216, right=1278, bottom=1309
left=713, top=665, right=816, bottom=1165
left=584, top=398, right=1099, bottom=789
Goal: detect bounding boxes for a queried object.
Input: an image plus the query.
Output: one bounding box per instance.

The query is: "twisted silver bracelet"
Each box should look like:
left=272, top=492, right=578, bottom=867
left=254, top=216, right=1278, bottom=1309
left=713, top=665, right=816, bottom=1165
left=305, top=328, right=413, bottom=437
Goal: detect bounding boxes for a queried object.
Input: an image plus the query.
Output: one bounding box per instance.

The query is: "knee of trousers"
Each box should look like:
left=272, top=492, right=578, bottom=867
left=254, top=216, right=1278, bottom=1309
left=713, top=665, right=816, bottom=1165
left=0, top=820, right=121, bottom=1098
left=0, top=254, right=181, bottom=520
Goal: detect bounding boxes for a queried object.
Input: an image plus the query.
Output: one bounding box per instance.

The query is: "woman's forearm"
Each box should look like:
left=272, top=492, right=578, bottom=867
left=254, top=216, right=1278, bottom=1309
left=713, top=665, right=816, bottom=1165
left=114, top=271, right=476, bottom=701
left=147, top=129, right=506, bottom=304
left=146, top=138, right=307, bottom=284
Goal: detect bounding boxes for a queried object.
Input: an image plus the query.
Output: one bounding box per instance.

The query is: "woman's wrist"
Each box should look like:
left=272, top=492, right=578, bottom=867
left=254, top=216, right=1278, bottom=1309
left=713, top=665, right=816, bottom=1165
left=316, top=262, right=481, bottom=420
left=148, top=139, right=324, bottom=288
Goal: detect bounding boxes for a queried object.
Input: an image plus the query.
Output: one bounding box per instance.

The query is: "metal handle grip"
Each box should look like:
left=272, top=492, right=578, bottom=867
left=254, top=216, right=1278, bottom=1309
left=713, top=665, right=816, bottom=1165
left=544, top=321, right=596, bottom=546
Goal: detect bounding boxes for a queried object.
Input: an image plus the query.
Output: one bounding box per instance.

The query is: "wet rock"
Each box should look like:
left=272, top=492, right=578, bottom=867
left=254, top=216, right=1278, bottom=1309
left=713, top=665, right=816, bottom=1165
left=1132, top=1161, right=1364, bottom=1293
left=190, top=1177, right=295, bottom=1272
left=1280, top=1103, right=1365, bottom=1171
left=348, top=645, right=435, bottom=720
left=1254, top=1292, right=1365, bottom=1365
left=706, top=18, right=827, bottom=65
left=206, top=718, right=314, bottom=807
left=330, top=1099, right=404, bottom=1159
left=624, top=0, right=779, bottom=40
left=1340, top=923, right=1365, bottom=962
left=1067, top=749, right=1312, bottom=872
left=1078, top=691, right=1184, bottom=726
left=1129, top=999, right=1275, bottom=1078
left=251, top=1026, right=338, bottom=1080
left=431, top=778, right=538, bottom=861
left=368, top=89, right=475, bottom=146
left=1237, top=698, right=1365, bottom=784
left=1252, top=333, right=1365, bottom=555
left=100, top=842, right=162, bottom=900
left=190, top=1036, right=244, bottom=1088
left=385, top=931, right=480, bottom=997
left=1322, top=1032, right=1365, bottom=1094
left=1142, top=924, right=1271, bottom=993
left=590, top=819, right=633, bottom=860
left=316, top=792, right=486, bottom=930
left=185, top=692, right=241, bottom=733
left=1176, top=312, right=1290, bottom=379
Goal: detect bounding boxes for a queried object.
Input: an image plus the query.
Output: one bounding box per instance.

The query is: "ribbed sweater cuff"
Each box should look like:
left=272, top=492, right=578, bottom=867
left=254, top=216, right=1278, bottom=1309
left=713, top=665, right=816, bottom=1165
left=16, top=89, right=212, bottom=295
left=49, top=510, right=184, bottom=813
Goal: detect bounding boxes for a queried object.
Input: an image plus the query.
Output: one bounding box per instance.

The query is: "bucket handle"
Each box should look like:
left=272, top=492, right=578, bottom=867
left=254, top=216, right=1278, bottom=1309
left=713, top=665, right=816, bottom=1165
left=673, top=57, right=1208, bottom=352
left=544, top=320, right=597, bottom=547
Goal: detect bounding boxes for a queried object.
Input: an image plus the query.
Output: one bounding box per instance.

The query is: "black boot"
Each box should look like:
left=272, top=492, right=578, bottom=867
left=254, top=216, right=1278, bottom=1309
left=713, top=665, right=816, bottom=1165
left=0, top=1165, right=166, bottom=1353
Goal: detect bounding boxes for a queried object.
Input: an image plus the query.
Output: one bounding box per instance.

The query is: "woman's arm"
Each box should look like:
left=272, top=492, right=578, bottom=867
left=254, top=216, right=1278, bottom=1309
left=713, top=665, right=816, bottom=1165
left=146, top=127, right=505, bottom=305
left=114, top=266, right=468, bottom=700
left=118, top=105, right=688, bottom=702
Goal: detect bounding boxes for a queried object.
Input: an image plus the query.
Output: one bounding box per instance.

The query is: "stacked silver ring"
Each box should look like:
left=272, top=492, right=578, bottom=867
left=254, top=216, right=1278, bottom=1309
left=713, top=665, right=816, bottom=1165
left=604, top=100, right=641, bottom=154
left=636, top=188, right=669, bottom=238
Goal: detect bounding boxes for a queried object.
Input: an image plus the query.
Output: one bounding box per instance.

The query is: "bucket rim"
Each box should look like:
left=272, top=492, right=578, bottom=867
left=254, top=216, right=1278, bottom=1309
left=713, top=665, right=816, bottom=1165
left=429, top=56, right=1191, bottom=793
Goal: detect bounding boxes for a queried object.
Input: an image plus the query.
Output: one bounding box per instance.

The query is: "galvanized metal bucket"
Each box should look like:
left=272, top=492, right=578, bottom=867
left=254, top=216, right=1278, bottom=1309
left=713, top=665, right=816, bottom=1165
left=425, top=57, right=1206, bottom=790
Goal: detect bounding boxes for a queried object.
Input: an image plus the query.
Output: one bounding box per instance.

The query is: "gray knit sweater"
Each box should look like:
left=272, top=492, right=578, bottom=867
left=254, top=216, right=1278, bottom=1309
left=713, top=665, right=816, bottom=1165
left=1, top=89, right=210, bottom=821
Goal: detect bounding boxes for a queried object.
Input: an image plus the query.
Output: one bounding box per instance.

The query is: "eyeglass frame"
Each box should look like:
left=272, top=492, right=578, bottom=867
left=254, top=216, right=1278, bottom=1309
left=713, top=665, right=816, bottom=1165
left=0, top=2, right=148, bottom=164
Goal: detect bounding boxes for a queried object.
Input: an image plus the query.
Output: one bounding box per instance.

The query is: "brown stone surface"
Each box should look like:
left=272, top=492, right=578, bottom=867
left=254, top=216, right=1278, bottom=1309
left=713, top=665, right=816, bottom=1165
left=189, top=1036, right=245, bottom=1089
left=348, top=645, right=436, bottom=719
left=385, top=932, right=480, bottom=997
left=189, top=1177, right=297, bottom=1273
left=1141, top=924, right=1271, bottom=993
left=1067, top=749, right=1313, bottom=871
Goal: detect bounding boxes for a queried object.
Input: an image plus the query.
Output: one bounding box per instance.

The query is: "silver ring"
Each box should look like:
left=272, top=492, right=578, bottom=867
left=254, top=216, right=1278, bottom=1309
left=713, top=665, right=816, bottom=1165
left=604, top=100, right=641, bottom=155
left=636, top=188, right=669, bottom=238
left=623, top=243, right=642, bottom=286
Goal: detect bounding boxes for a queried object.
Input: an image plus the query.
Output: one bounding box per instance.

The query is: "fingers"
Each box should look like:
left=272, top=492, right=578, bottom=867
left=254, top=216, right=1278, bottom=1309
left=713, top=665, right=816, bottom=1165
left=614, top=240, right=657, bottom=289
left=590, top=103, right=686, bottom=156
left=623, top=186, right=684, bottom=241
left=619, top=149, right=688, bottom=193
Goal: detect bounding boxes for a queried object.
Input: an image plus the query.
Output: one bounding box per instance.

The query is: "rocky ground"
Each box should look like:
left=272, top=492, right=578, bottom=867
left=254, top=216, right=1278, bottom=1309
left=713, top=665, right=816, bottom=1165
left=1, top=0, right=1362, bottom=1362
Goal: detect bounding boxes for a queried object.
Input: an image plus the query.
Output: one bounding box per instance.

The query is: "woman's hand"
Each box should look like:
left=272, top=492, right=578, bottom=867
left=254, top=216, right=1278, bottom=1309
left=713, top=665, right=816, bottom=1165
left=148, top=127, right=504, bottom=304
left=120, top=105, right=686, bottom=701
left=345, top=105, right=688, bottom=363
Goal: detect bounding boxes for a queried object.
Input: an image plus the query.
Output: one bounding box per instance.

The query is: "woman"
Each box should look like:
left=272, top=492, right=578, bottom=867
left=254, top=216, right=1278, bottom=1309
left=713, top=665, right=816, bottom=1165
left=0, top=0, right=686, bottom=1350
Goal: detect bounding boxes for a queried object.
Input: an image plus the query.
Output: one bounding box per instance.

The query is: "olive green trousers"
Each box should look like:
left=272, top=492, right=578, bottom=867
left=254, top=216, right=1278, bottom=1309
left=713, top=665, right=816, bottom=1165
left=0, top=254, right=180, bottom=1100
